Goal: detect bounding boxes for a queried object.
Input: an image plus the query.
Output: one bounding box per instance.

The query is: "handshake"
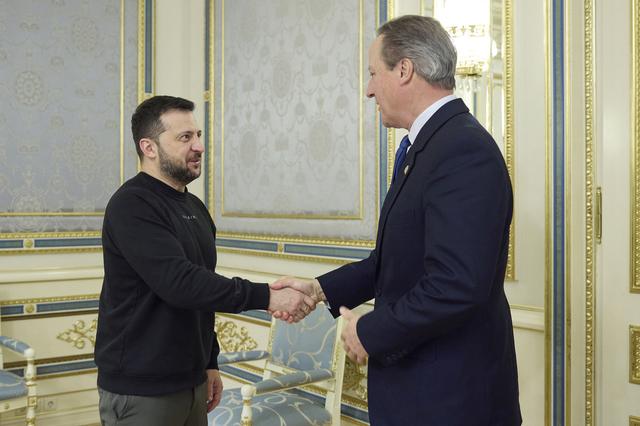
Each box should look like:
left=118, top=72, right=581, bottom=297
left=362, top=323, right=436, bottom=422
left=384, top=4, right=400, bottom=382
left=267, top=277, right=325, bottom=323
left=267, top=277, right=369, bottom=364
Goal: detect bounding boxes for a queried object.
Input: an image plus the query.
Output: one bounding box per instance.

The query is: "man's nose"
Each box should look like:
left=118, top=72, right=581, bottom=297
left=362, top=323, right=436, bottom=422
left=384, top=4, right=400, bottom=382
left=192, top=136, right=205, bottom=152
left=366, top=80, right=374, bottom=98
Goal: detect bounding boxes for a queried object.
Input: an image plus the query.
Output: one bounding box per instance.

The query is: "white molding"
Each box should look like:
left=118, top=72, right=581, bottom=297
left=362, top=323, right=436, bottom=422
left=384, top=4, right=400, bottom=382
left=0, top=266, right=103, bottom=284
left=0, top=406, right=99, bottom=426
left=511, top=306, right=545, bottom=332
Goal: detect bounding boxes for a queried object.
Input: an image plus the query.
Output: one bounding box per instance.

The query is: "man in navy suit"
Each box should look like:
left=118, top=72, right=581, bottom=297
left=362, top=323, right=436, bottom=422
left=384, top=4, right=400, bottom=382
left=273, top=15, right=521, bottom=425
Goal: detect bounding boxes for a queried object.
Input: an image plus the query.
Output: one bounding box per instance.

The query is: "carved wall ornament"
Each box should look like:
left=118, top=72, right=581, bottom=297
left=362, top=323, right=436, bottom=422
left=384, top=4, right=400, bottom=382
left=56, top=319, right=97, bottom=350
left=215, top=318, right=258, bottom=353
left=343, top=357, right=368, bottom=401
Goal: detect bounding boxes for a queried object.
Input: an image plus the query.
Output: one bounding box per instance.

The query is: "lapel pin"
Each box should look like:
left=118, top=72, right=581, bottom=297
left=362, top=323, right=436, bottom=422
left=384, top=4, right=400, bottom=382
left=404, top=165, right=409, bottom=175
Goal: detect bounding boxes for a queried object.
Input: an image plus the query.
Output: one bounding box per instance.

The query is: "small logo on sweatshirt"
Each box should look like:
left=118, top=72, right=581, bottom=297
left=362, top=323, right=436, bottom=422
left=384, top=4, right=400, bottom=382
left=182, top=215, right=197, bottom=220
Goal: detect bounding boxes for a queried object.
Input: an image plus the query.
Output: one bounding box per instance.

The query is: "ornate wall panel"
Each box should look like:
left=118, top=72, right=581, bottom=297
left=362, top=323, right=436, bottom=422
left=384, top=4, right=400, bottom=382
left=0, top=0, right=153, bottom=252
left=206, top=0, right=382, bottom=252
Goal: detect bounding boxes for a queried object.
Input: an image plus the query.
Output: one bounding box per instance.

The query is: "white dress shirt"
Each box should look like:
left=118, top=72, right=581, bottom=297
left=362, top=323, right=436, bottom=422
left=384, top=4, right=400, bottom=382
left=404, top=94, right=457, bottom=153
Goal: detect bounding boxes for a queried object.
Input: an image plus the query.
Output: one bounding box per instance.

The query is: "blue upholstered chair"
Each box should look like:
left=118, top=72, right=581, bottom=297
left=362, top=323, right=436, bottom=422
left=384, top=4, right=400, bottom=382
left=209, top=305, right=345, bottom=426
left=0, top=336, right=36, bottom=425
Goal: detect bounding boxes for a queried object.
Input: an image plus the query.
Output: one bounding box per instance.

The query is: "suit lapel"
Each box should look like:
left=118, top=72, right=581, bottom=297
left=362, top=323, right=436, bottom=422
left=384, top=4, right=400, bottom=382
left=375, top=99, right=470, bottom=250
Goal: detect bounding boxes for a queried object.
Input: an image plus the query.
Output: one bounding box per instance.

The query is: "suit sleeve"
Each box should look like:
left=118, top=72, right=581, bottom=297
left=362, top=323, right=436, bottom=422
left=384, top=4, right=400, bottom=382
left=317, top=249, right=377, bottom=318
left=357, top=138, right=512, bottom=364
left=103, top=189, right=270, bottom=313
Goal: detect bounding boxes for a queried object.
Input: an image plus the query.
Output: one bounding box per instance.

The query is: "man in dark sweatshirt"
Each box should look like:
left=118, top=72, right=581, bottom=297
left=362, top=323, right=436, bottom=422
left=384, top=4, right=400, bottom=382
left=95, top=95, right=314, bottom=426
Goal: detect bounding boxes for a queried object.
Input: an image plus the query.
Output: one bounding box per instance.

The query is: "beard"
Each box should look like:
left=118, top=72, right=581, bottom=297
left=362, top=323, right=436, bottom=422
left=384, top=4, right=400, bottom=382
left=157, top=144, right=201, bottom=186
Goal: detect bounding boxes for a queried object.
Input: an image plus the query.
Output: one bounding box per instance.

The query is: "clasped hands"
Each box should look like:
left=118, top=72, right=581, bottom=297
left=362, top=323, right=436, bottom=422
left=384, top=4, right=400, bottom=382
left=268, top=277, right=369, bottom=364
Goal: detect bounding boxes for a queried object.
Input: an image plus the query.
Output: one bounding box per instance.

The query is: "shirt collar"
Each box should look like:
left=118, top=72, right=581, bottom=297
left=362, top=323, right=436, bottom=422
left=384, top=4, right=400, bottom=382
left=407, top=94, right=458, bottom=145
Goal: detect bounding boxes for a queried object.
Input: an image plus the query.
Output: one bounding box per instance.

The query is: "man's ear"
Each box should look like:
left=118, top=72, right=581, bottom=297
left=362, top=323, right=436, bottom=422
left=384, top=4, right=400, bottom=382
left=139, top=138, right=157, bottom=160
left=399, top=58, right=414, bottom=84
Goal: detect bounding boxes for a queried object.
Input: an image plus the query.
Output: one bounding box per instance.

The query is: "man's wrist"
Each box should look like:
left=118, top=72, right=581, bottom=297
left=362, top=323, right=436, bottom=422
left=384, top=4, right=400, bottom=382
left=312, top=279, right=327, bottom=302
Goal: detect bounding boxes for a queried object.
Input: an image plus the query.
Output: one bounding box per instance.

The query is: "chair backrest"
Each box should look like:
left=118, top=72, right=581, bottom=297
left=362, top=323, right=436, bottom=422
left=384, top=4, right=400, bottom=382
left=268, top=305, right=338, bottom=372
left=265, top=304, right=345, bottom=421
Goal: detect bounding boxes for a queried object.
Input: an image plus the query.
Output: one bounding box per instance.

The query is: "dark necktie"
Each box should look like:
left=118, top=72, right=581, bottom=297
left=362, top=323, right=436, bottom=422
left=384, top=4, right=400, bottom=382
left=392, top=135, right=411, bottom=183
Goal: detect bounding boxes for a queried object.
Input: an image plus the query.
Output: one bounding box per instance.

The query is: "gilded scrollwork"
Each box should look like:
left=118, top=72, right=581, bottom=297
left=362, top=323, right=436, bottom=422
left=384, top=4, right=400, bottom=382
left=56, top=319, right=97, bottom=350
left=342, top=357, right=368, bottom=402
left=631, top=325, right=640, bottom=385
left=215, top=318, right=258, bottom=353
left=585, top=0, right=595, bottom=423
left=633, top=0, right=640, bottom=293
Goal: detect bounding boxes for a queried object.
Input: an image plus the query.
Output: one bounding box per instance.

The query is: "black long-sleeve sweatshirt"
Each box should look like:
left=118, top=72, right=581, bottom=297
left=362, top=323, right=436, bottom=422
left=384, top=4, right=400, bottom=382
left=95, top=172, right=270, bottom=395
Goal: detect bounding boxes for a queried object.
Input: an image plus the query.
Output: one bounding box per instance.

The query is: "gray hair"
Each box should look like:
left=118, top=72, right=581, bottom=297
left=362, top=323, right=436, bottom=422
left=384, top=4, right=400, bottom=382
left=377, top=15, right=457, bottom=90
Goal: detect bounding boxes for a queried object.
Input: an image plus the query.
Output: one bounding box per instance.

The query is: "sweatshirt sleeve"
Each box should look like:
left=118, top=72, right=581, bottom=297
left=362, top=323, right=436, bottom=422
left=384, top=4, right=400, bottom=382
left=207, top=331, right=220, bottom=370
left=103, top=188, right=270, bottom=313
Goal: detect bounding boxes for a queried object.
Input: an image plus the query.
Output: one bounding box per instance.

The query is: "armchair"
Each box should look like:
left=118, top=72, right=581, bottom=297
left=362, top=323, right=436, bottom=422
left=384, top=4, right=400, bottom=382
left=209, top=305, right=345, bottom=426
left=0, top=336, right=36, bottom=425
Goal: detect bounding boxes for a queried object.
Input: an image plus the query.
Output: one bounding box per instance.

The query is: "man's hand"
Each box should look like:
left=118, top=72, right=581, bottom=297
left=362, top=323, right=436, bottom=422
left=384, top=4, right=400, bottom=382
left=340, top=306, right=368, bottom=364
left=206, top=369, right=223, bottom=412
left=268, top=285, right=316, bottom=323
left=269, top=277, right=326, bottom=322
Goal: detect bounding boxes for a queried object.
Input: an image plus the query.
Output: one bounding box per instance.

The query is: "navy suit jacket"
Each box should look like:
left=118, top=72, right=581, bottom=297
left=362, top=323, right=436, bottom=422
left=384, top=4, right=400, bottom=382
left=318, top=99, right=522, bottom=425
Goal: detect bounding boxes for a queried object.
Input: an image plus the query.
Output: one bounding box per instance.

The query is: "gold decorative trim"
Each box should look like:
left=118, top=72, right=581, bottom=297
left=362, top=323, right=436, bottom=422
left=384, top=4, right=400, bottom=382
left=219, top=247, right=353, bottom=265
left=207, top=0, right=216, bottom=221
left=137, top=0, right=146, bottom=104
left=0, top=231, right=100, bottom=239
left=57, top=319, right=97, bottom=350
left=0, top=247, right=102, bottom=256
left=343, top=358, right=368, bottom=401
left=359, top=0, right=365, bottom=221
left=217, top=232, right=374, bottom=248
left=631, top=415, right=640, bottom=426
left=217, top=312, right=271, bottom=328
left=504, top=0, right=516, bottom=280
left=4, top=353, right=94, bottom=370
left=120, top=0, right=125, bottom=185
left=584, top=0, right=596, bottom=424
left=632, top=0, right=640, bottom=293
left=0, top=294, right=100, bottom=306
left=0, top=212, right=103, bottom=217
left=631, top=325, right=640, bottom=384
left=215, top=318, right=258, bottom=352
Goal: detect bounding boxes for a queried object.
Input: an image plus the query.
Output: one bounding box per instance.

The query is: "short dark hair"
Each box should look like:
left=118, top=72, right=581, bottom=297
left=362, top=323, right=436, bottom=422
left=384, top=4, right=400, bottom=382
left=377, top=15, right=457, bottom=90
left=131, top=95, right=195, bottom=158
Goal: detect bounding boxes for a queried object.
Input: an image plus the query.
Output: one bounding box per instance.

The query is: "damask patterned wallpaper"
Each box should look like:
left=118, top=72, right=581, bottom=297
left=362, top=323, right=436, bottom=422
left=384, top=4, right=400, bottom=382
left=0, top=0, right=139, bottom=234
left=209, top=0, right=380, bottom=241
